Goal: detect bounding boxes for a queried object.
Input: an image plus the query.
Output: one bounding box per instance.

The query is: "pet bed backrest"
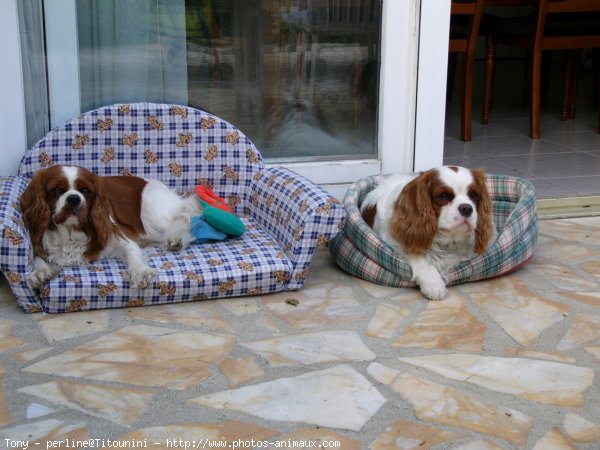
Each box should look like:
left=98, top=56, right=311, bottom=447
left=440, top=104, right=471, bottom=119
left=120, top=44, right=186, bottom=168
left=19, top=103, right=265, bottom=212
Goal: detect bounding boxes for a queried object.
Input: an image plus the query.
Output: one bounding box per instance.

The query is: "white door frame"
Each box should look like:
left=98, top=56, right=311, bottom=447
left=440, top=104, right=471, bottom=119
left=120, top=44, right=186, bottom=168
left=0, top=0, right=27, bottom=177
left=415, top=0, right=451, bottom=171
left=0, top=0, right=450, bottom=185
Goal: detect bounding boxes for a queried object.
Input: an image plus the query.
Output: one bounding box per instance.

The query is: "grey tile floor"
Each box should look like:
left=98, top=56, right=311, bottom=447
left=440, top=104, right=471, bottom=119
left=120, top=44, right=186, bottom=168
left=445, top=57, right=600, bottom=199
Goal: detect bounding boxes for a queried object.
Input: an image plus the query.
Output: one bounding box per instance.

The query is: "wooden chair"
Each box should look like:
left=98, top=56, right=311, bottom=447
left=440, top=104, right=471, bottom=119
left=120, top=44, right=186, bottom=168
left=449, top=0, right=485, bottom=142
left=482, top=0, right=600, bottom=138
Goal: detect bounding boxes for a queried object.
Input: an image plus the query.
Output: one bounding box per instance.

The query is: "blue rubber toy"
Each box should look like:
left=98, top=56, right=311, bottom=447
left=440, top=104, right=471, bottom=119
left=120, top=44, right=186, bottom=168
left=190, top=216, right=227, bottom=243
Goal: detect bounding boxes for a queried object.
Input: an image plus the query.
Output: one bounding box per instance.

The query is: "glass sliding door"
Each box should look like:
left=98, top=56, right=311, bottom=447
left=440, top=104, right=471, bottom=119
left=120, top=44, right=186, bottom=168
left=18, top=0, right=381, bottom=165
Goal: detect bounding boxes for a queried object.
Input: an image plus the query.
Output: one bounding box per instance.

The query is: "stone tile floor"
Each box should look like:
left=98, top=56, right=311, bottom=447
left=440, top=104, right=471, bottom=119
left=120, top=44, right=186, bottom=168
left=1, top=217, right=600, bottom=449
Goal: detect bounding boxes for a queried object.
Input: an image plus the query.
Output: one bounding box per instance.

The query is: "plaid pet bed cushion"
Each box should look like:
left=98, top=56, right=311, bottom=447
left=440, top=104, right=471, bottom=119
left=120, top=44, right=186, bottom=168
left=330, top=174, right=537, bottom=287
left=0, top=103, right=346, bottom=313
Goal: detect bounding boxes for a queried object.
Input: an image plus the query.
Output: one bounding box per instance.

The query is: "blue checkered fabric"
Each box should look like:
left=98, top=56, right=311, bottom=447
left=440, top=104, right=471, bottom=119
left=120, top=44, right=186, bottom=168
left=19, top=103, right=262, bottom=213
left=36, top=218, right=293, bottom=313
left=0, top=176, right=43, bottom=312
left=1, top=103, right=346, bottom=313
left=248, top=167, right=346, bottom=290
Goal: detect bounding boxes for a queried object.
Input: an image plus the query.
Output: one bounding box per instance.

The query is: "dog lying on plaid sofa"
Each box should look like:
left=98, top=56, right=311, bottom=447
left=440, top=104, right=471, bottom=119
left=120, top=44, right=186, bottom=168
left=0, top=103, right=345, bottom=313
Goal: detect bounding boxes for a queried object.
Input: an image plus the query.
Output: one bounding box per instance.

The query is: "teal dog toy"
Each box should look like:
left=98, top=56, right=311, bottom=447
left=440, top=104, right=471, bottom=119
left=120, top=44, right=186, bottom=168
left=191, top=186, right=245, bottom=240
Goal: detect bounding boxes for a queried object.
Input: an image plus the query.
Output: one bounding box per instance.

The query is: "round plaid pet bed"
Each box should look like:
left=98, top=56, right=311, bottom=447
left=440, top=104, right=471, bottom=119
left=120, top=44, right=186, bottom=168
left=330, top=174, right=537, bottom=287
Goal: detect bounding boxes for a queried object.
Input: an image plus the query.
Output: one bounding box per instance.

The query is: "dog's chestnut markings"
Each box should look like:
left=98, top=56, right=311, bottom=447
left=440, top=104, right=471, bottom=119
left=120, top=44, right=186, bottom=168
left=361, top=204, right=377, bottom=228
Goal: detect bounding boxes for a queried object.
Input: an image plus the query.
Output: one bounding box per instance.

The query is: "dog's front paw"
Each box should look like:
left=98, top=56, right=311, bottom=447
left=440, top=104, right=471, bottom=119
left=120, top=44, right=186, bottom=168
left=128, top=266, right=157, bottom=289
left=419, top=279, right=448, bottom=301
left=27, top=269, right=55, bottom=290
left=27, top=262, right=59, bottom=290
left=164, top=239, right=183, bottom=252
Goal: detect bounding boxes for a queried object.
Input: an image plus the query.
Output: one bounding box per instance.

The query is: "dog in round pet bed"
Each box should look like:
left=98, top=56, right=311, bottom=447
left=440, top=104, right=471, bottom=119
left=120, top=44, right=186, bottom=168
left=360, top=166, right=497, bottom=300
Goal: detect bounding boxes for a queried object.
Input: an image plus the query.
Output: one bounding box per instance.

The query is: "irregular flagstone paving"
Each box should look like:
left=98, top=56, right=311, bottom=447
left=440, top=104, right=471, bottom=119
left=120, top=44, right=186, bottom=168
left=113, top=421, right=280, bottom=449
left=241, top=330, right=376, bottom=366
left=557, top=313, right=600, bottom=351
left=190, top=365, right=387, bottom=432
left=398, top=354, right=594, bottom=406
left=18, top=381, right=155, bottom=426
left=532, top=427, right=578, bottom=450
left=369, top=419, right=468, bottom=449
left=0, top=216, right=600, bottom=448
left=367, top=362, right=534, bottom=445
left=469, top=278, right=570, bottom=347
left=23, top=325, right=236, bottom=390
left=0, top=365, right=9, bottom=426
left=392, top=294, right=486, bottom=351
left=563, top=413, right=600, bottom=443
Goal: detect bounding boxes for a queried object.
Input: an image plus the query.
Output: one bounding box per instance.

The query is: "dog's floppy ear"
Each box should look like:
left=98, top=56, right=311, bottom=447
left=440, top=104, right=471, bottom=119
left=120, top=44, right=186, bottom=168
left=389, top=171, right=438, bottom=254
left=361, top=203, right=377, bottom=228
left=20, top=171, right=52, bottom=257
left=471, top=168, right=494, bottom=254
left=83, top=174, right=119, bottom=261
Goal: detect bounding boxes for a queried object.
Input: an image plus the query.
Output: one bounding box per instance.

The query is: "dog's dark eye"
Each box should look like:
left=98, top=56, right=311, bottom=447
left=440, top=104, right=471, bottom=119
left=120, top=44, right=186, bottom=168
left=81, top=188, right=92, bottom=196
left=51, top=187, right=64, bottom=196
left=469, top=190, right=479, bottom=201
left=438, top=192, right=451, bottom=201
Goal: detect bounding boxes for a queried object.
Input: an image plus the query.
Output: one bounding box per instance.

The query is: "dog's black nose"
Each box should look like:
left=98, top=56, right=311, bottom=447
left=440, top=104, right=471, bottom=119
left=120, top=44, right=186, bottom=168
left=66, top=194, right=81, bottom=208
left=458, top=203, right=473, bottom=218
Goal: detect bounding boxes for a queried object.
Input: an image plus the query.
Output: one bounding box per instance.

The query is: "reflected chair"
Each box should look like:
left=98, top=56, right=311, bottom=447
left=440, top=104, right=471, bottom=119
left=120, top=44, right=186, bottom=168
left=482, top=0, right=600, bottom=138
left=449, top=0, right=485, bottom=142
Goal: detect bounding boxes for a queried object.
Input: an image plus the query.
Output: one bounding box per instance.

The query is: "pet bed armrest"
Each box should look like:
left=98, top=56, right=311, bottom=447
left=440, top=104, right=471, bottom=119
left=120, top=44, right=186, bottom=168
left=246, top=167, right=346, bottom=289
left=0, top=175, right=43, bottom=313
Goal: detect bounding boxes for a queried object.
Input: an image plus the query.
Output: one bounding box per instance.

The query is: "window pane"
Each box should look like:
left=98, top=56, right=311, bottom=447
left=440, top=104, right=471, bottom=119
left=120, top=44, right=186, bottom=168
left=77, top=0, right=188, bottom=111
left=23, top=0, right=381, bottom=161
left=186, top=0, right=381, bottom=160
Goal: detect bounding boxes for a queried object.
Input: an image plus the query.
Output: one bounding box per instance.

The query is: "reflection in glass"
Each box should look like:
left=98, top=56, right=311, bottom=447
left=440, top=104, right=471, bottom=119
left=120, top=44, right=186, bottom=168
left=185, top=1, right=381, bottom=160
left=21, top=0, right=381, bottom=160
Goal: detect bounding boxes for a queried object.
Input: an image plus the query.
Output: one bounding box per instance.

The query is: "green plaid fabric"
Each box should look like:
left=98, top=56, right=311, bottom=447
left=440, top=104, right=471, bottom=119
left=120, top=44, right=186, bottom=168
left=330, top=174, right=538, bottom=287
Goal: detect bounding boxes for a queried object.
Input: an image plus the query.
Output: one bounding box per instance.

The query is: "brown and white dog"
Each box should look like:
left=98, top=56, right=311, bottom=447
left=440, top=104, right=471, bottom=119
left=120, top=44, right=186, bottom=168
left=360, top=166, right=496, bottom=300
left=20, top=165, right=203, bottom=290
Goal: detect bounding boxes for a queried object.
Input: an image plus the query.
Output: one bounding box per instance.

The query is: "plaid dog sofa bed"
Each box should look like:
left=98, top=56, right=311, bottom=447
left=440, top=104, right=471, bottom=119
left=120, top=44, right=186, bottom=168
left=330, top=174, right=537, bottom=288
left=0, top=103, right=345, bottom=313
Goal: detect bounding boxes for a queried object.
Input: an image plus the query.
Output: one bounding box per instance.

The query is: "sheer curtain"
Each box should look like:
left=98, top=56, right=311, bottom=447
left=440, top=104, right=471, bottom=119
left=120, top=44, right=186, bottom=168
left=17, top=0, right=49, bottom=148
left=77, top=0, right=188, bottom=112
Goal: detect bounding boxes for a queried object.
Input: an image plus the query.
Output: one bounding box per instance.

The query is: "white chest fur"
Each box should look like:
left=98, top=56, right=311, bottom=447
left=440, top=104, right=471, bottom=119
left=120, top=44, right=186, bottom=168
left=42, top=226, right=89, bottom=266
